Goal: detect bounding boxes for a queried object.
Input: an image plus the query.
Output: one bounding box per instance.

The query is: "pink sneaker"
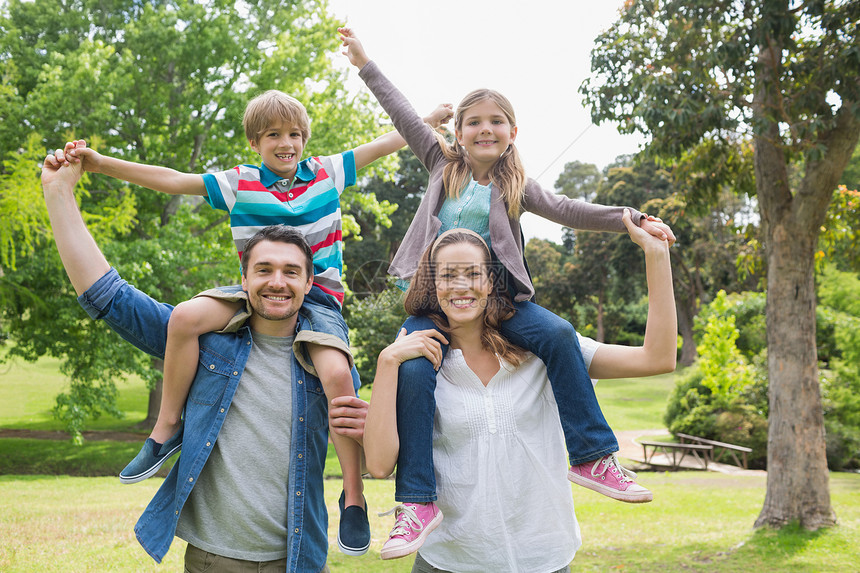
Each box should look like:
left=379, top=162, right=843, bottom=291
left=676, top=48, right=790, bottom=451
left=568, top=453, right=653, bottom=503
left=378, top=502, right=443, bottom=560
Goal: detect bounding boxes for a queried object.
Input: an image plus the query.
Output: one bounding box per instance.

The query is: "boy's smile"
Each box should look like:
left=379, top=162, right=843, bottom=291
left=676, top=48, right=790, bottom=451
left=250, top=120, right=306, bottom=180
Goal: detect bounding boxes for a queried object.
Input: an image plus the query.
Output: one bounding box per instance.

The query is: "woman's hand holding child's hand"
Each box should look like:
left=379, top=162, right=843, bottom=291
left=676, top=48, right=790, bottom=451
left=380, top=328, right=449, bottom=371
left=638, top=214, right=676, bottom=246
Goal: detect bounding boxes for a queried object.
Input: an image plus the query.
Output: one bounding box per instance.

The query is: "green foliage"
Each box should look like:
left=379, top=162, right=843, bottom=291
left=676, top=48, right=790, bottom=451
left=581, top=0, right=860, bottom=171
left=0, top=0, right=398, bottom=437
left=818, top=187, right=860, bottom=274
left=0, top=134, right=51, bottom=275
left=696, top=291, right=755, bottom=405
left=669, top=277, right=860, bottom=471
left=665, top=292, right=768, bottom=467
left=555, top=160, right=603, bottom=202
left=818, top=265, right=860, bottom=469
left=695, top=290, right=766, bottom=363
left=346, top=286, right=408, bottom=388
left=839, top=144, right=860, bottom=188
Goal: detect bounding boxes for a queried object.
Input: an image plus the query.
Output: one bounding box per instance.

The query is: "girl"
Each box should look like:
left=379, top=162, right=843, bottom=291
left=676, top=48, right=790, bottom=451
left=365, top=212, right=677, bottom=569
left=339, top=27, right=676, bottom=556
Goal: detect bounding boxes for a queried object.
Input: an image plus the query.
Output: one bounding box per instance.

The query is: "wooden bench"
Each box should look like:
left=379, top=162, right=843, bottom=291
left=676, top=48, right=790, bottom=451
left=638, top=440, right=712, bottom=470
left=675, top=433, right=753, bottom=469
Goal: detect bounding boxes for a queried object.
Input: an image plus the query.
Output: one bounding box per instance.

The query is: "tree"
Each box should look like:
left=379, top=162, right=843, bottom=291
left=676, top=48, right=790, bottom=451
left=581, top=0, right=860, bottom=529
left=0, top=0, right=396, bottom=438
left=555, top=160, right=603, bottom=202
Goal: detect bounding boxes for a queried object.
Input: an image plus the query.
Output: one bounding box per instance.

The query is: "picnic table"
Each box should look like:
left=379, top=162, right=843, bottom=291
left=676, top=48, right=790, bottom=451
left=675, top=433, right=753, bottom=469
left=638, top=440, right=713, bottom=470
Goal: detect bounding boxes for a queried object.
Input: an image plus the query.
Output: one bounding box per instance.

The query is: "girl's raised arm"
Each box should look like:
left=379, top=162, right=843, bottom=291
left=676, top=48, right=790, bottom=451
left=340, top=27, right=447, bottom=172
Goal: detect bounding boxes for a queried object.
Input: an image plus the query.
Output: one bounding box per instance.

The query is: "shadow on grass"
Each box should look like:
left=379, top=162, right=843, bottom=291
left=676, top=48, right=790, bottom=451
left=0, top=438, right=175, bottom=477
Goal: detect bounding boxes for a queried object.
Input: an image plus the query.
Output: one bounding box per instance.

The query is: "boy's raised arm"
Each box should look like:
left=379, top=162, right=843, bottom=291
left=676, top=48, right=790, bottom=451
left=352, top=104, right=453, bottom=171
left=65, top=140, right=206, bottom=196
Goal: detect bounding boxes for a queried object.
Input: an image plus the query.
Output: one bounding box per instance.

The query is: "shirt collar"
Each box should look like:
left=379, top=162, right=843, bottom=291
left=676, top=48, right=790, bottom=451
left=257, top=159, right=313, bottom=188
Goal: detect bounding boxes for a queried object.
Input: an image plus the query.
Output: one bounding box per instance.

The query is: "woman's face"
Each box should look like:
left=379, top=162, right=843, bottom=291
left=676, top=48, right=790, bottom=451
left=433, top=242, right=493, bottom=329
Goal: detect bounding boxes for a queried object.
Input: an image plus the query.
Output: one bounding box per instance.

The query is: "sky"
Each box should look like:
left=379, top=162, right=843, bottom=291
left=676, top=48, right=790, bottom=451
left=327, top=0, right=647, bottom=243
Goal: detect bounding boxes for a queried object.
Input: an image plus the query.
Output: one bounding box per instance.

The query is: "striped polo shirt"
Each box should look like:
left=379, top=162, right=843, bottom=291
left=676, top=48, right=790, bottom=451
left=202, top=151, right=357, bottom=307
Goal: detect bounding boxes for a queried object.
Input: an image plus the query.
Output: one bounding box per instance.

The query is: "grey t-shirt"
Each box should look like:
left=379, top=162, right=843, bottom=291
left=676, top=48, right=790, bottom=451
left=176, top=332, right=295, bottom=561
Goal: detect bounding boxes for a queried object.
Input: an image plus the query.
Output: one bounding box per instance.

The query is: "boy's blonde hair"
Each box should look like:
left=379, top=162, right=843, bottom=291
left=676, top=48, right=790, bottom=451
left=436, top=89, right=527, bottom=218
left=243, top=90, right=311, bottom=144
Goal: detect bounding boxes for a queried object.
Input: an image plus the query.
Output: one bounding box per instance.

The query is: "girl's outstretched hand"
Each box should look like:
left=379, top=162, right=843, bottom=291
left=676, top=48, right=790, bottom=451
left=639, top=213, right=676, bottom=246
left=623, top=209, right=670, bottom=253
left=338, top=27, right=370, bottom=69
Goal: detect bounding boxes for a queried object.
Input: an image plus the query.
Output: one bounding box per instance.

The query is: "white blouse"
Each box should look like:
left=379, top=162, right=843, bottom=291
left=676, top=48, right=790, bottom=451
left=418, top=344, right=595, bottom=572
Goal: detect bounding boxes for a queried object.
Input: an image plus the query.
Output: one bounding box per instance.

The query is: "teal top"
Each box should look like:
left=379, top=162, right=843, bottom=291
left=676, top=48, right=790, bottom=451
left=437, top=179, right=493, bottom=247
left=397, top=179, right=493, bottom=292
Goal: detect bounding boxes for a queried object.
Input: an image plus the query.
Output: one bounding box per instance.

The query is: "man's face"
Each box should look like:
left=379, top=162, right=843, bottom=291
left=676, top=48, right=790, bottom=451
left=241, top=240, right=313, bottom=335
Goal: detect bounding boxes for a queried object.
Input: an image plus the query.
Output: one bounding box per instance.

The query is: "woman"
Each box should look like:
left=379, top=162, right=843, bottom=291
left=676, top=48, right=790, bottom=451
left=364, top=209, right=677, bottom=572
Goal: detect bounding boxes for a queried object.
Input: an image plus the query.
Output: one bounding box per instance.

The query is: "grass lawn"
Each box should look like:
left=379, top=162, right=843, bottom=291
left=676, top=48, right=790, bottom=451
left=593, top=371, right=677, bottom=432
left=3, top=355, right=859, bottom=571
left=1, top=472, right=858, bottom=572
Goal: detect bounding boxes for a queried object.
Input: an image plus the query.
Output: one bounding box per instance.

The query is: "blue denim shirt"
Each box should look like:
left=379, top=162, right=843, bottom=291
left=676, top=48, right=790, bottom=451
left=78, top=268, right=330, bottom=572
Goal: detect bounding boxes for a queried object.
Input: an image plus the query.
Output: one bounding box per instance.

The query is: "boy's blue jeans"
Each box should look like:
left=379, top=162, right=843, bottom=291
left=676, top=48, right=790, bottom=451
left=394, top=301, right=619, bottom=502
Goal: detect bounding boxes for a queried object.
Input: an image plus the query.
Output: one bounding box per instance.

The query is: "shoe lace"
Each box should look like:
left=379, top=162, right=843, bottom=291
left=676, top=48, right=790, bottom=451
left=378, top=504, right=424, bottom=537
left=591, top=453, right=635, bottom=483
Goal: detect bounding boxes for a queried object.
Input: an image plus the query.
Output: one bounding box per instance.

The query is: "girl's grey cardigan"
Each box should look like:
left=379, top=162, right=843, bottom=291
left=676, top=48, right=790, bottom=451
left=359, top=60, right=645, bottom=302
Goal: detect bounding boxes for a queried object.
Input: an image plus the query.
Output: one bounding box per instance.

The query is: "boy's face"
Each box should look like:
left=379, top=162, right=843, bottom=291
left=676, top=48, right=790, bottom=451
left=250, top=120, right=305, bottom=179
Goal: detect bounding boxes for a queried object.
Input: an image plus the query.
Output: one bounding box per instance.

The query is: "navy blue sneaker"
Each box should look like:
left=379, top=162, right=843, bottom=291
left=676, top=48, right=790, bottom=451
left=119, top=428, right=183, bottom=484
left=338, top=490, right=371, bottom=556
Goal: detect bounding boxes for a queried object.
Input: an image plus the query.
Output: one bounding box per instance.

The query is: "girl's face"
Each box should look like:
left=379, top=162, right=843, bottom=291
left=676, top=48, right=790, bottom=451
left=456, top=99, right=517, bottom=169
left=434, top=242, right=493, bottom=329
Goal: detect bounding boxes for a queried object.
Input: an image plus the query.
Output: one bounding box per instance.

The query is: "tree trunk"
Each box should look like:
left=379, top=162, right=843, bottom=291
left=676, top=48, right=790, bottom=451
left=676, top=294, right=697, bottom=367
left=136, top=358, right=164, bottom=430
left=755, top=217, right=835, bottom=529
left=750, top=29, right=853, bottom=528
left=595, top=290, right=605, bottom=343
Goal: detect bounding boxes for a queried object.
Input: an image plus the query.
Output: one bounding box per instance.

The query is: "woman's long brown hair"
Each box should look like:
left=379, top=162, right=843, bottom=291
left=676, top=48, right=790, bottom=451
left=404, top=231, right=527, bottom=367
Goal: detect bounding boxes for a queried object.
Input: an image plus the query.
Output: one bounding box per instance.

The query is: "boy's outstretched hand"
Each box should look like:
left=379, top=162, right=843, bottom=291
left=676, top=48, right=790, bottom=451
left=339, top=27, right=369, bottom=69
left=51, top=139, right=106, bottom=174
left=424, top=103, right=454, bottom=130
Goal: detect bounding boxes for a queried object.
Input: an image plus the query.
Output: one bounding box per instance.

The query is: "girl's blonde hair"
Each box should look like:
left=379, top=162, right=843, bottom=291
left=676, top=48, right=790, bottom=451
left=404, top=230, right=527, bottom=367
left=243, top=90, right=311, bottom=144
left=436, top=89, right=527, bottom=218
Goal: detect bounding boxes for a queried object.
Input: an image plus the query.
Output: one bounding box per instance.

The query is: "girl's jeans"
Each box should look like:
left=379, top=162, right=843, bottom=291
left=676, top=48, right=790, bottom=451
left=394, top=301, right=619, bottom=502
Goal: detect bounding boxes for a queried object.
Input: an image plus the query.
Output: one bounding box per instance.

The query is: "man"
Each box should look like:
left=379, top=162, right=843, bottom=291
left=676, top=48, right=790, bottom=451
left=42, top=150, right=367, bottom=572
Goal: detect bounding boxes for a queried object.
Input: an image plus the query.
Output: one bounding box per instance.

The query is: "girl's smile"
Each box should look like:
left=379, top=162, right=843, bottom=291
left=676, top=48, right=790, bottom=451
left=456, top=99, right=517, bottom=170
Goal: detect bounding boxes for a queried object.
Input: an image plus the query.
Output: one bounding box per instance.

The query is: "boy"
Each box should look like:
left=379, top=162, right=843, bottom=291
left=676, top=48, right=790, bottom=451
left=62, top=89, right=452, bottom=556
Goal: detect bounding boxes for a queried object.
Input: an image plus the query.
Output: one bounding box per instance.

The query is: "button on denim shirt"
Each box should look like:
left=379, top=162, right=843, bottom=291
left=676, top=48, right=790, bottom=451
left=78, top=268, right=330, bottom=572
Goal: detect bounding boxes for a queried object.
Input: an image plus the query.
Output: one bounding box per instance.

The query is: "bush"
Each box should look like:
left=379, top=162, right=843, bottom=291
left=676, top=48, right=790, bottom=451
left=665, top=292, right=769, bottom=468
left=348, top=287, right=409, bottom=387
left=713, top=407, right=769, bottom=468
